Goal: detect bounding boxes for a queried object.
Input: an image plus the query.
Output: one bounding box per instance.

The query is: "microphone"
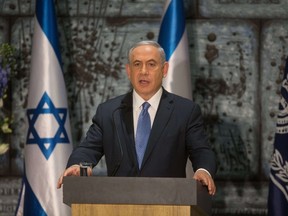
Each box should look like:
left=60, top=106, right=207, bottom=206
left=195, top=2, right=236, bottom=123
left=111, top=102, right=127, bottom=176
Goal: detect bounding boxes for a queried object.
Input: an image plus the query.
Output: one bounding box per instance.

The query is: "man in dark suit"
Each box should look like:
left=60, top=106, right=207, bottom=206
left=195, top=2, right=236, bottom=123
left=57, top=40, right=217, bottom=195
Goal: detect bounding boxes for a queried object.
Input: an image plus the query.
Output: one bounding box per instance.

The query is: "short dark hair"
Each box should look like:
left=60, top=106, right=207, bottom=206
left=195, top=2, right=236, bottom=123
left=128, top=40, right=166, bottom=65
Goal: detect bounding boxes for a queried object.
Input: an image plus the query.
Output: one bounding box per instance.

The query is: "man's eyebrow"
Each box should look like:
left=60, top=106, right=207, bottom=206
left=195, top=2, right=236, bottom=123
left=132, top=59, right=157, bottom=64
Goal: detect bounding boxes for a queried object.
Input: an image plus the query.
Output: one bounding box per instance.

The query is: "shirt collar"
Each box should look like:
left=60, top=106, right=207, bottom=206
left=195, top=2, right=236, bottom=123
left=133, top=88, right=163, bottom=110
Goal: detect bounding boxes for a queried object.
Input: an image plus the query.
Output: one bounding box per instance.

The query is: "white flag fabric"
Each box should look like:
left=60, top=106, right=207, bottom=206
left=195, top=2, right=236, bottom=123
left=15, top=0, right=72, bottom=215
left=158, top=0, right=192, bottom=100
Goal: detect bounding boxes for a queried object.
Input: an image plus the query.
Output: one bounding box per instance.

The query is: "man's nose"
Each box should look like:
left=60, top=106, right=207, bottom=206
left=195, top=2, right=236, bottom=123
left=140, top=64, right=148, bottom=74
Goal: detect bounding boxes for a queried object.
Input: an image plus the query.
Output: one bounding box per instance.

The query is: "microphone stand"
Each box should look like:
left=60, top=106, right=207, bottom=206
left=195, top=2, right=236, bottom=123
left=111, top=103, right=126, bottom=176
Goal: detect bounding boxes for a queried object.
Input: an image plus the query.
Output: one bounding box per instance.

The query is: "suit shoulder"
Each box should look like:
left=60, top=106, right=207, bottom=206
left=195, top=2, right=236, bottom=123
left=168, top=92, right=199, bottom=108
left=101, top=94, right=126, bottom=106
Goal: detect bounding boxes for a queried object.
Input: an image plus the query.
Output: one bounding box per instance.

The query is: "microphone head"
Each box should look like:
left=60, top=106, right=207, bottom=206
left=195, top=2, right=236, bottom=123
left=119, top=101, right=131, bottom=111
left=119, top=102, right=127, bottom=109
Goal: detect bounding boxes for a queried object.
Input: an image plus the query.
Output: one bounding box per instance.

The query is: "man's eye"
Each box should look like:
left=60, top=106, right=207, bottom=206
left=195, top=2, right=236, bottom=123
left=134, top=63, right=141, bottom=67
left=148, top=63, right=156, bottom=67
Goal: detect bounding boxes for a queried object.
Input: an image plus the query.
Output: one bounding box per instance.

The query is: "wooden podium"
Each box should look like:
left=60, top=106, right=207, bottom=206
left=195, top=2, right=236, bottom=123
left=63, top=176, right=211, bottom=216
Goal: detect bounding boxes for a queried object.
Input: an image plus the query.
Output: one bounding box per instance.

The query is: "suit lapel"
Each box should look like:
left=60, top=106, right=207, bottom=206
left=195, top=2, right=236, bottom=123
left=120, top=92, right=139, bottom=169
left=141, top=90, right=174, bottom=168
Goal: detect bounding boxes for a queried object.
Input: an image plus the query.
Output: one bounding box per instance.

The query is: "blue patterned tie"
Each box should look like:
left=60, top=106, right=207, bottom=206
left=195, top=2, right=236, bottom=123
left=135, top=102, right=151, bottom=169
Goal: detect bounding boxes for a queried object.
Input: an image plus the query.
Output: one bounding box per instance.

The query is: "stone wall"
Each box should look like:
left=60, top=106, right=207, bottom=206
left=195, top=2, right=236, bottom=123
left=1, top=0, right=287, bottom=215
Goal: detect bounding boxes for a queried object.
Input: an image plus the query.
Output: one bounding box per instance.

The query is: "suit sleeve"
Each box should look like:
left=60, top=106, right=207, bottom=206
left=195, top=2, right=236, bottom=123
left=66, top=105, right=104, bottom=168
left=186, top=104, right=217, bottom=178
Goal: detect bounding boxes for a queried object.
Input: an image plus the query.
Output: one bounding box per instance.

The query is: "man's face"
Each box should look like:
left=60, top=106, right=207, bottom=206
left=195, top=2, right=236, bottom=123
left=126, top=45, right=168, bottom=101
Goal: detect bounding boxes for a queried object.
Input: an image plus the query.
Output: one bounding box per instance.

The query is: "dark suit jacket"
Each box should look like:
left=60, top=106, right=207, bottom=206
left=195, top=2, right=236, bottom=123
left=67, top=88, right=217, bottom=178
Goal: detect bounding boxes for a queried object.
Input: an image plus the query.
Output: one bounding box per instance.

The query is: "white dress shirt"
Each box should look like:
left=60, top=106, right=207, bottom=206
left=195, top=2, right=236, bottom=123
left=132, top=88, right=162, bottom=136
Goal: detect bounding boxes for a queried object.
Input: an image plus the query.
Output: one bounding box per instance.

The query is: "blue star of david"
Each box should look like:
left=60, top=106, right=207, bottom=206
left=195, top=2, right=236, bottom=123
left=26, top=92, right=70, bottom=160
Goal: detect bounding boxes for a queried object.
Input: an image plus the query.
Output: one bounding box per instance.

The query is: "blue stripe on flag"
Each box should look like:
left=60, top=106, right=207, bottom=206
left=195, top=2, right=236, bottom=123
left=24, top=175, right=47, bottom=216
left=36, top=0, right=62, bottom=64
left=158, top=0, right=185, bottom=61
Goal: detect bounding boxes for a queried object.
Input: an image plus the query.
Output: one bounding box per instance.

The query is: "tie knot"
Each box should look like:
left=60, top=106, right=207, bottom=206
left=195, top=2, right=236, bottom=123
left=142, top=102, right=150, bottom=111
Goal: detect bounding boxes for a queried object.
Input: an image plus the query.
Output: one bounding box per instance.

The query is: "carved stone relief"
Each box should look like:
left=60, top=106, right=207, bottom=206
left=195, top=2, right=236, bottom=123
left=188, top=20, right=259, bottom=179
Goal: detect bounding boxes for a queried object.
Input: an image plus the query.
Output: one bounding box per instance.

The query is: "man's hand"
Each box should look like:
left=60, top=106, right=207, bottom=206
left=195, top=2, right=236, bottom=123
left=57, top=165, right=92, bottom=189
left=193, top=169, right=216, bottom=196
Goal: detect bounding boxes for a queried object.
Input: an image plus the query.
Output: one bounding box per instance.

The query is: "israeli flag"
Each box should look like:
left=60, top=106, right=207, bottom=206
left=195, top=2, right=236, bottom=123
left=158, top=0, right=193, bottom=178
left=158, top=0, right=192, bottom=100
left=268, top=57, right=288, bottom=216
left=16, top=0, right=72, bottom=215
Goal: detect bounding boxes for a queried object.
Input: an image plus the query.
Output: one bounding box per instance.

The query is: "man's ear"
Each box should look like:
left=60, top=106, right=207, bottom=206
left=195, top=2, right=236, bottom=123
left=162, top=62, right=169, bottom=78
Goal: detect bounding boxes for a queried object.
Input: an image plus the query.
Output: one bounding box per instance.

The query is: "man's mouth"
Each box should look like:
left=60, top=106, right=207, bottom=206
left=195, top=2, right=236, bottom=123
left=139, top=80, right=149, bottom=84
